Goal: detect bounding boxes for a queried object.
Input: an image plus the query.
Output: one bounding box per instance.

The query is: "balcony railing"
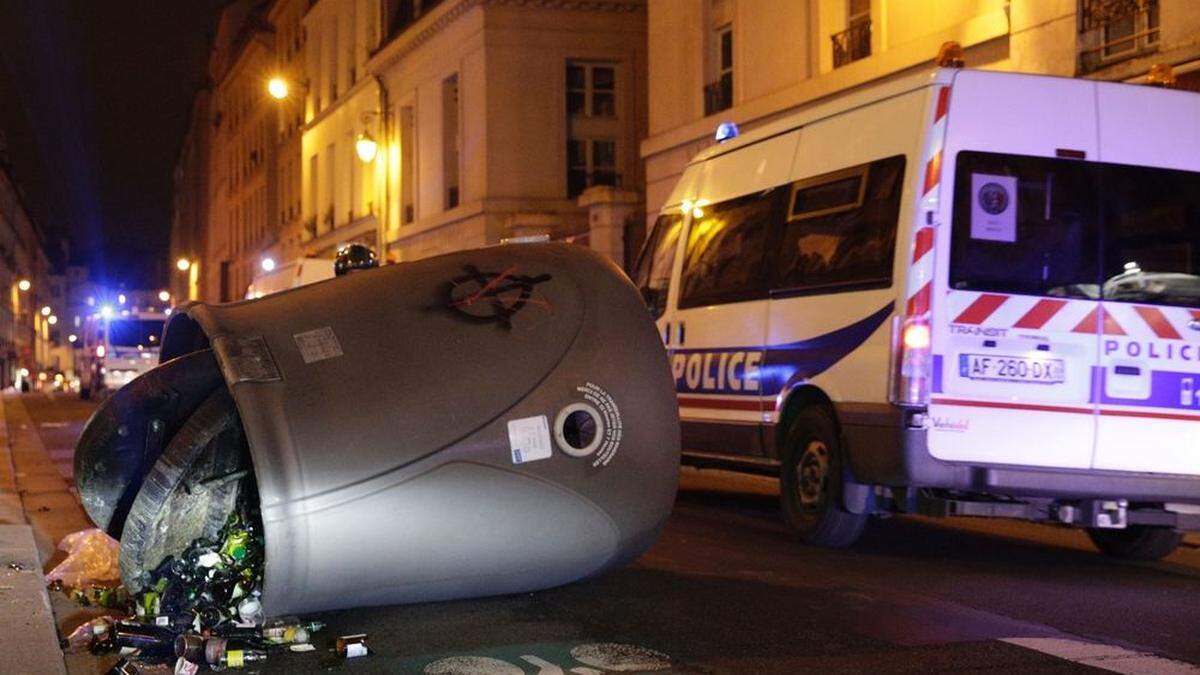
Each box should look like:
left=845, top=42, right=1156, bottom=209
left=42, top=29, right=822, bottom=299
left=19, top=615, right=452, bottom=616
left=703, top=73, right=733, bottom=117
left=832, top=21, right=872, bottom=68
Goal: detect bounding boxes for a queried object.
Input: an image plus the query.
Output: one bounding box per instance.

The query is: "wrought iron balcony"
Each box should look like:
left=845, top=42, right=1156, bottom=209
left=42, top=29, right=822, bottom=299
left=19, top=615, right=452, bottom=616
left=703, top=73, right=733, bottom=117
left=832, top=21, right=872, bottom=68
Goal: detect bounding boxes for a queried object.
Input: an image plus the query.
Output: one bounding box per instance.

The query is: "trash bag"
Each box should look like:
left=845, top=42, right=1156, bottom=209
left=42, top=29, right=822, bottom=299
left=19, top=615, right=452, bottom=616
left=45, top=529, right=122, bottom=587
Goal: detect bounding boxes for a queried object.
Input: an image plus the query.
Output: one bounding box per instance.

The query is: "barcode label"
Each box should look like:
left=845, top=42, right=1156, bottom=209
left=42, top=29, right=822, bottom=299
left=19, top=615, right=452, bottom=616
left=507, top=415, right=552, bottom=464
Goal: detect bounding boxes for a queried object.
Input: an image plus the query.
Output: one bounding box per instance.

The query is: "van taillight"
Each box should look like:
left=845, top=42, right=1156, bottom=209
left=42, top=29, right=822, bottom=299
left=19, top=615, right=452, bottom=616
left=890, top=316, right=931, bottom=406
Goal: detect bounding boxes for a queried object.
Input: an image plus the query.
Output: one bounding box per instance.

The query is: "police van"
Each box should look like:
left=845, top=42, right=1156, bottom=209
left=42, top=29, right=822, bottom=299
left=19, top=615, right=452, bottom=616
left=633, top=66, right=1200, bottom=559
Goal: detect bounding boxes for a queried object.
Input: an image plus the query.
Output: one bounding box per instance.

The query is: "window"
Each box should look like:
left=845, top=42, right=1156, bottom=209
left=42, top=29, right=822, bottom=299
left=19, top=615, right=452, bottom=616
left=566, top=61, right=621, bottom=198
left=833, top=0, right=872, bottom=68
left=703, top=0, right=733, bottom=115
left=568, top=139, right=618, bottom=198
left=567, top=63, right=616, bottom=118
left=951, top=152, right=1101, bottom=299
left=774, top=156, right=905, bottom=294
left=442, top=74, right=460, bottom=209
left=631, top=214, right=683, bottom=318
left=399, top=104, right=416, bottom=224
left=679, top=186, right=788, bottom=309
left=948, top=151, right=1200, bottom=308
left=1079, top=0, right=1160, bottom=73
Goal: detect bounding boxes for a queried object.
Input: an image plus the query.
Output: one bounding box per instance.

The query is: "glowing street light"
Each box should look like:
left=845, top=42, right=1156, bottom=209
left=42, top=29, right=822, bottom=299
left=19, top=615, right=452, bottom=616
left=261, top=257, right=276, bottom=273
left=68, top=334, right=77, bottom=343
left=355, top=132, right=379, bottom=163
left=158, top=290, right=171, bottom=302
left=17, top=279, right=30, bottom=292
left=99, top=305, right=114, bottom=319
left=177, top=257, right=192, bottom=272
left=40, top=305, right=51, bottom=316
left=48, top=315, right=58, bottom=325
left=118, top=294, right=127, bottom=305
left=267, top=76, right=290, bottom=100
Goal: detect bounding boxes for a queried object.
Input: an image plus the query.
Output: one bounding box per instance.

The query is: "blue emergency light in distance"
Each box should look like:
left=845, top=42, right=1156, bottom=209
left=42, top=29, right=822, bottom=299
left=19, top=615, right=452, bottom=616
left=714, top=121, right=739, bottom=143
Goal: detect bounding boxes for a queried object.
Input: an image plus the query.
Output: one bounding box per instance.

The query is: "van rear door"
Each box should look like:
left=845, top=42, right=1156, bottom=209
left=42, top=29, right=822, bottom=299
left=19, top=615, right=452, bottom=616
left=929, top=72, right=1100, bottom=470
left=1091, top=83, right=1200, bottom=476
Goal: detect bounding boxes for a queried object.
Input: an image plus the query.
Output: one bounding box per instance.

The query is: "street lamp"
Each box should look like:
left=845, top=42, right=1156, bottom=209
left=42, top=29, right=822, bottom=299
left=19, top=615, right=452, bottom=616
left=267, top=76, right=290, bottom=100
left=158, top=290, right=170, bottom=302
left=48, top=315, right=57, bottom=326
left=177, top=257, right=192, bottom=272
left=118, top=294, right=127, bottom=305
left=40, top=305, right=51, bottom=317
left=355, top=132, right=379, bottom=163
left=17, top=279, right=30, bottom=292
left=261, top=257, right=276, bottom=273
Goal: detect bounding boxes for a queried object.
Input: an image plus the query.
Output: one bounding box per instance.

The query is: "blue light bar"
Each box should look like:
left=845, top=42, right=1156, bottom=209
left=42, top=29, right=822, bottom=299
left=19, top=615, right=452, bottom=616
left=714, top=121, right=739, bottom=143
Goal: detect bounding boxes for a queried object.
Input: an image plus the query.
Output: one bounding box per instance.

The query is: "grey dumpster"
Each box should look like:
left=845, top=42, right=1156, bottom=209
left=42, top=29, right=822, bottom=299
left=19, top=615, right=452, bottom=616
left=75, top=243, right=680, bottom=616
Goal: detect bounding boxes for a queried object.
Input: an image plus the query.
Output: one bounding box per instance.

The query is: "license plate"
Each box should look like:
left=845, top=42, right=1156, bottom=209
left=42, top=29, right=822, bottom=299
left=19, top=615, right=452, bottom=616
left=959, top=353, right=1066, bottom=384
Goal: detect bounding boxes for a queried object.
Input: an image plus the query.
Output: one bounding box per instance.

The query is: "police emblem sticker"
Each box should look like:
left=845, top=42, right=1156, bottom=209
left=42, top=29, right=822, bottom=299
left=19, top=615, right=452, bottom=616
left=970, top=173, right=1017, bottom=243
left=507, top=415, right=553, bottom=465
left=293, top=326, right=344, bottom=364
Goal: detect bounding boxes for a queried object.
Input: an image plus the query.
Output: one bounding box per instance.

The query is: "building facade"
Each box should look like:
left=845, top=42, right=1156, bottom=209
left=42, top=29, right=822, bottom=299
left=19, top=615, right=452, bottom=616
left=169, top=89, right=211, bottom=304
left=0, top=163, right=53, bottom=387
left=173, top=0, right=648, bottom=302
left=642, top=0, right=1200, bottom=227
left=293, top=0, right=647, bottom=265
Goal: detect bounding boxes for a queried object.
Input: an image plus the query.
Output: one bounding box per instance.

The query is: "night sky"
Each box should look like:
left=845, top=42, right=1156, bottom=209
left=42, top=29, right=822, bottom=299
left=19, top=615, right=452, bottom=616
left=0, top=1, right=226, bottom=289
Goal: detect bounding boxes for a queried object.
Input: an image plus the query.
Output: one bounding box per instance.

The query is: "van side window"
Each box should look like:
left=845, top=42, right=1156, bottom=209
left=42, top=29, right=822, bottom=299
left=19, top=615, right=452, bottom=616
left=772, top=155, right=905, bottom=294
left=950, top=151, right=1101, bottom=299
left=631, top=213, right=683, bottom=318
left=678, top=186, right=787, bottom=309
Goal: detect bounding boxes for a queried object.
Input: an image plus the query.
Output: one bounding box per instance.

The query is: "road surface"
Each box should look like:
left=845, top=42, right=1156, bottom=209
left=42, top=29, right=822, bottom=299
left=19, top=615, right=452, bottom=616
left=11, top=391, right=1200, bottom=674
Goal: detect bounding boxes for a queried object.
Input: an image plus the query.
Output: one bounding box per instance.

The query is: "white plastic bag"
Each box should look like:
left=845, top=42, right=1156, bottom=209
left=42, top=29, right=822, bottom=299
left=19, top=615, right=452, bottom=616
left=44, top=528, right=121, bottom=587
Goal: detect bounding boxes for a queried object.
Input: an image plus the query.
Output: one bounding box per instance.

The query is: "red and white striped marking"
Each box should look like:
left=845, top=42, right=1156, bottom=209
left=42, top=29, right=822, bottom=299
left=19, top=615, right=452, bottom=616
left=947, top=291, right=1200, bottom=340
left=904, top=86, right=951, bottom=318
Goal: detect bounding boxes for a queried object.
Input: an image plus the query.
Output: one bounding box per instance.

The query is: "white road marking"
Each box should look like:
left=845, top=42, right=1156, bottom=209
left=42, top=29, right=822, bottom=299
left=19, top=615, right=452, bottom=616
left=1003, top=637, right=1200, bottom=674
left=39, top=422, right=69, bottom=428
left=568, top=669, right=603, bottom=675
left=519, top=655, right=564, bottom=674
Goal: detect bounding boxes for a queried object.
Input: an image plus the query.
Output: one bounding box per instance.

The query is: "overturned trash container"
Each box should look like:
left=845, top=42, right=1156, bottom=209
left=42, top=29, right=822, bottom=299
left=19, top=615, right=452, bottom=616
left=75, top=243, right=679, bottom=616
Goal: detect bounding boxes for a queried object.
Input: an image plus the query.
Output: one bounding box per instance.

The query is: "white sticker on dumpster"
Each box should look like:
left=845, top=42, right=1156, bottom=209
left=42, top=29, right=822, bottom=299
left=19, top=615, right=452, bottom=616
left=294, top=327, right=343, bottom=364
left=508, top=415, right=552, bottom=464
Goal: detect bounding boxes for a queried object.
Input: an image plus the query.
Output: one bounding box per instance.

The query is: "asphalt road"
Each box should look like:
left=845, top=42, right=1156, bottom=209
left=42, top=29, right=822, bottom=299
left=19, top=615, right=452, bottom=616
left=18, top=391, right=1200, bottom=674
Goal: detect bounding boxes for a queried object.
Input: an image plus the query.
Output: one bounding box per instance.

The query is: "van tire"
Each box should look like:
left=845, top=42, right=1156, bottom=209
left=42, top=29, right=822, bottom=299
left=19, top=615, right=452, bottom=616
left=779, top=406, right=867, bottom=548
left=1087, top=526, right=1182, bottom=561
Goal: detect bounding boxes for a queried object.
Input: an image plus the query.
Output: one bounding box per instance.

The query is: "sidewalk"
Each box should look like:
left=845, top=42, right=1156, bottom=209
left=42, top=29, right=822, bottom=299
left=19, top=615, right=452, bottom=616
left=0, top=392, right=72, bottom=674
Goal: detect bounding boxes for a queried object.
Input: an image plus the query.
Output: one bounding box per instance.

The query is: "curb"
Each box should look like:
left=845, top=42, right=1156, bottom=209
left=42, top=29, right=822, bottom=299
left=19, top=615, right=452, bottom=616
left=0, top=394, right=69, bottom=674
left=0, top=525, right=67, bottom=675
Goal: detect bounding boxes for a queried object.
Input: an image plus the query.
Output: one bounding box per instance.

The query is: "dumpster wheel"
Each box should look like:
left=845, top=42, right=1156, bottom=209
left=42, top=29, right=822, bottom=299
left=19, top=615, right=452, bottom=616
left=119, top=387, right=253, bottom=591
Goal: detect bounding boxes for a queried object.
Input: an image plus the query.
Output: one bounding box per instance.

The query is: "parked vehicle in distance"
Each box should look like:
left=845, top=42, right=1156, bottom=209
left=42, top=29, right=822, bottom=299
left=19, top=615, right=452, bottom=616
left=246, top=257, right=335, bottom=298
left=634, top=66, right=1200, bottom=560
left=78, top=310, right=167, bottom=400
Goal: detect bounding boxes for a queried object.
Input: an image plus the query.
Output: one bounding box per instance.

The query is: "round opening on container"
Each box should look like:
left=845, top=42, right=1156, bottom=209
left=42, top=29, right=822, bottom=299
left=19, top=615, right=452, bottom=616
left=554, top=403, right=603, bottom=457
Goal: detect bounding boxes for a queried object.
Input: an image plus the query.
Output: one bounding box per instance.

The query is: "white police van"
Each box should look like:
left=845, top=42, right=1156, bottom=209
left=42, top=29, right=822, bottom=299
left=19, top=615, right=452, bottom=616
left=633, top=67, right=1200, bottom=559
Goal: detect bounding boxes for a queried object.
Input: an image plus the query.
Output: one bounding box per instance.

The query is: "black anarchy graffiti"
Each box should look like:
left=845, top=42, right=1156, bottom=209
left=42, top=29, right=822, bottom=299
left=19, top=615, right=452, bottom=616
left=445, top=264, right=552, bottom=329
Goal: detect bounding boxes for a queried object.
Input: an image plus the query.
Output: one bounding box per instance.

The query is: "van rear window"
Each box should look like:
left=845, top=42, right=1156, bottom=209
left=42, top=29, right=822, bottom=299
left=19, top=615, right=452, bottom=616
left=951, top=151, right=1200, bottom=308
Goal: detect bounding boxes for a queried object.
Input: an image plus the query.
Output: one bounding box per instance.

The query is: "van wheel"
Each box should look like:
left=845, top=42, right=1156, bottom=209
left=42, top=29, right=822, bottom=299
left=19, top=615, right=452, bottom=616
left=1087, top=526, right=1181, bottom=561
left=779, top=406, right=866, bottom=548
